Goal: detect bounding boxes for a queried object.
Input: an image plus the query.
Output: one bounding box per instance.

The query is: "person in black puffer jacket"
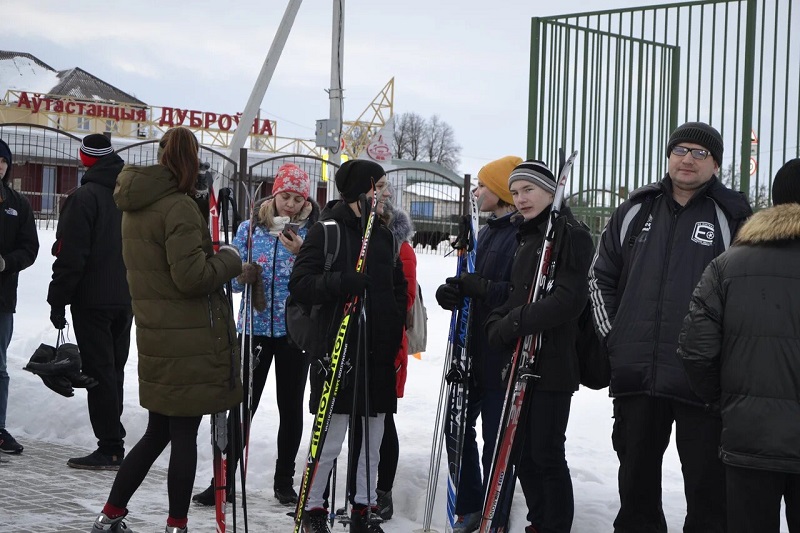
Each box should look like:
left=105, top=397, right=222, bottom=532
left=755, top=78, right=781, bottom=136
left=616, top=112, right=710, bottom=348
left=590, top=122, right=752, bottom=533
left=485, top=159, right=594, bottom=533
left=678, top=158, right=800, bottom=533
left=48, top=134, right=133, bottom=470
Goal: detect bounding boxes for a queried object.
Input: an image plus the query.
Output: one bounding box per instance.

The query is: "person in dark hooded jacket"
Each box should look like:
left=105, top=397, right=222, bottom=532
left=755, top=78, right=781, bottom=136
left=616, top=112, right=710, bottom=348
left=47, top=133, right=132, bottom=470
left=485, top=159, right=594, bottom=533
left=0, top=138, right=39, bottom=456
left=590, top=122, right=753, bottom=533
left=289, top=159, right=406, bottom=533
left=678, top=158, right=800, bottom=533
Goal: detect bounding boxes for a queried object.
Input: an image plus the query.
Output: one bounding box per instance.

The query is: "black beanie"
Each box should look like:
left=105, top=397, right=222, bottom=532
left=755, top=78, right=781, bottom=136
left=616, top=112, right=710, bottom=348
left=0, top=139, right=13, bottom=183
left=335, top=160, right=385, bottom=202
left=80, top=134, right=113, bottom=158
left=667, top=122, right=724, bottom=166
left=508, top=159, right=557, bottom=194
left=772, top=158, right=800, bottom=205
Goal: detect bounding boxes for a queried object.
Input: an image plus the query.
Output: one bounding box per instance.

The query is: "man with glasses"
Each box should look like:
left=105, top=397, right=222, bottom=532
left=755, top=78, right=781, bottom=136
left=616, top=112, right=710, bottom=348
left=589, top=122, right=752, bottom=533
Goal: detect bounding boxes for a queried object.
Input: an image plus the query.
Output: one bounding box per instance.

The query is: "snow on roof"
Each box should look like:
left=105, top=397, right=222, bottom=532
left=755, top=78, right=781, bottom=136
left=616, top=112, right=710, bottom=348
left=405, top=182, right=462, bottom=202
left=0, top=52, right=60, bottom=95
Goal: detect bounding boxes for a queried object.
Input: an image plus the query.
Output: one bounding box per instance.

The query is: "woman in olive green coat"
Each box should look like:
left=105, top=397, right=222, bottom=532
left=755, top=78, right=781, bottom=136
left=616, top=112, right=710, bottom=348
left=90, top=127, right=242, bottom=533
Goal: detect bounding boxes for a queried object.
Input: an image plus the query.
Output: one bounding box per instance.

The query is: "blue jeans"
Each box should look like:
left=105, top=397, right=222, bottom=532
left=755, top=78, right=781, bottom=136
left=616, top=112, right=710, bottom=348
left=0, top=313, right=14, bottom=429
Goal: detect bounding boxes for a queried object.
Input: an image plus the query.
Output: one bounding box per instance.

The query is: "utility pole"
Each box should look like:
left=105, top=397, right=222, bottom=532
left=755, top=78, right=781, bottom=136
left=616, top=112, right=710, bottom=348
left=326, top=0, right=345, bottom=203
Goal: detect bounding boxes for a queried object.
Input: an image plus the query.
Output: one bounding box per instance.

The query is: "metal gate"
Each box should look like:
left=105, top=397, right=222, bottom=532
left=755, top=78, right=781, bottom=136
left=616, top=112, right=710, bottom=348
left=0, top=123, right=84, bottom=228
left=531, top=0, right=800, bottom=235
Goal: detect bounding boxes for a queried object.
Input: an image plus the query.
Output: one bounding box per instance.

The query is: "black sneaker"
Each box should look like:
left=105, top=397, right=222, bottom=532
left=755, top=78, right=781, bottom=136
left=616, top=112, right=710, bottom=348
left=0, top=428, right=23, bottom=454
left=376, top=489, right=393, bottom=520
left=67, top=449, right=123, bottom=470
left=192, top=481, right=216, bottom=506
left=302, top=507, right=330, bottom=533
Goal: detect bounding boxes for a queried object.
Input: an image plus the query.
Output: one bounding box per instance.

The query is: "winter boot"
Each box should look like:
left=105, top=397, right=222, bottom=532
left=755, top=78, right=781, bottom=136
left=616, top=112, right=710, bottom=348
left=165, top=527, right=188, bottom=533
left=375, top=489, right=393, bottom=520
left=92, top=512, right=133, bottom=532
left=302, top=507, right=330, bottom=533
left=0, top=428, right=23, bottom=454
left=191, top=479, right=215, bottom=506
left=274, top=461, right=298, bottom=505
left=349, top=504, right=385, bottom=533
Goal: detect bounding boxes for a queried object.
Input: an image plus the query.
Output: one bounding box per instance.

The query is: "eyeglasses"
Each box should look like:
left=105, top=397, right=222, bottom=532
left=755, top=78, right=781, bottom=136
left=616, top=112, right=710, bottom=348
left=671, top=145, right=710, bottom=161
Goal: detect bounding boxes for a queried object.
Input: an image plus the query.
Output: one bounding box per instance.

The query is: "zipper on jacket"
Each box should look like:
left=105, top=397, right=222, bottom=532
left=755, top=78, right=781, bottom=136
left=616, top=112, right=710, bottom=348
left=270, top=237, right=278, bottom=337
left=650, top=205, right=679, bottom=395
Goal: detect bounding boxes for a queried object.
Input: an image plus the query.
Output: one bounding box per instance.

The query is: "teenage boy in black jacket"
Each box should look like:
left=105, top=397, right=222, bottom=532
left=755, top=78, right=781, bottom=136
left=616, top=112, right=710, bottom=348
left=486, top=159, right=594, bottom=533
left=48, top=134, right=132, bottom=470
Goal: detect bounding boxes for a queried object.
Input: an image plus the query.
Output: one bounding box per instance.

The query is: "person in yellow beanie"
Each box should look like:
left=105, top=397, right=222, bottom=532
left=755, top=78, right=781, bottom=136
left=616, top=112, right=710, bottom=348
left=433, top=156, right=521, bottom=532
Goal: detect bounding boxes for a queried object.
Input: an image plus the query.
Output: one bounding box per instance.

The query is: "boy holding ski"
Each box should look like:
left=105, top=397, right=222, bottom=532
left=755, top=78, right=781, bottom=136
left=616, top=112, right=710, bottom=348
left=289, top=159, right=407, bottom=533
left=484, top=159, right=593, bottom=533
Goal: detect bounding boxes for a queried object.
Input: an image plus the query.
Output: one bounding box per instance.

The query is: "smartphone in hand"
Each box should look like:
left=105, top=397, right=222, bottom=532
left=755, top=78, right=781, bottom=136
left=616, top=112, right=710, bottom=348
left=282, top=222, right=301, bottom=240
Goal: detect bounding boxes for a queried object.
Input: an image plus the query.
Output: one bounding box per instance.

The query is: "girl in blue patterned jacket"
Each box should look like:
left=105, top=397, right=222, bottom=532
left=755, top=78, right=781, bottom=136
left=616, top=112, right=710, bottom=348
left=193, top=163, right=319, bottom=507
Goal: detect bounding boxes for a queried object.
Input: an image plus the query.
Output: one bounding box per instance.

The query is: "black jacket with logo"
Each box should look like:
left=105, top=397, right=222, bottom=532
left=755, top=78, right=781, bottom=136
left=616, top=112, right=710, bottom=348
left=590, top=175, right=752, bottom=405
left=0, top=181, right=39, bottom=312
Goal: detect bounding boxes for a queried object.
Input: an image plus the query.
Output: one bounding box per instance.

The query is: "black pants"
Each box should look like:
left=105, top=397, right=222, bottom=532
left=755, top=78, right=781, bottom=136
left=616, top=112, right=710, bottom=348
left=71, top=307, right=133, bottom=456
left=241, top=335, right=309, bottom=476
left=517, top=390, right=574, bottom=533
left=108, top=411, right=202, bottom=520
left=612, top=395, right=726, bottom=533
left=727, top=465, right=800, bottom=533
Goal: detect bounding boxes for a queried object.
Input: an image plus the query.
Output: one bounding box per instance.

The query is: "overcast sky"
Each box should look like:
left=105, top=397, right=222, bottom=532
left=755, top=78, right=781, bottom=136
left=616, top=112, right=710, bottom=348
left=3, top=0, right=674, bottom=175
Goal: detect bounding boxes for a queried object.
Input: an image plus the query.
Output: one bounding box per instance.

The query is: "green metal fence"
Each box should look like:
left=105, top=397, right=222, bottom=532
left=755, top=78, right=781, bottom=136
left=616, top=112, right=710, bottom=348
left=530, top=0, right=799, bottom=235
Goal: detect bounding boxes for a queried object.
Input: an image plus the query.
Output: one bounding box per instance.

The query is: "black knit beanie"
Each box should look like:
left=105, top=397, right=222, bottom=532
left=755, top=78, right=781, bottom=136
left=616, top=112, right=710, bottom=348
left=508, top=159, right=557, bottom=194
left=667, top=122, right=724, bottom=166
left=772, top=158, right=800, bottom=205
left=335, top=160, right=385, bottom=202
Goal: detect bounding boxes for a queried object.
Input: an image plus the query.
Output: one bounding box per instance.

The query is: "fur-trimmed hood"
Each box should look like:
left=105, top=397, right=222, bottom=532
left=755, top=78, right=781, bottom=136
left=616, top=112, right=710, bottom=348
left=388, top=205, right=414, bottom=243
left=734, top=203, right=800, bottom=245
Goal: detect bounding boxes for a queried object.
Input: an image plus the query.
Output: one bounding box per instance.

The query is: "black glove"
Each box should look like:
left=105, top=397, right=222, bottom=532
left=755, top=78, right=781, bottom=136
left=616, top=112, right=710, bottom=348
left=339, top=272, right=371, bottom=295
left=50, top=307, right=67, bottom=330
left=435, top=283, right=462, bottom=311
left=447, top=273, right=490, bottom=300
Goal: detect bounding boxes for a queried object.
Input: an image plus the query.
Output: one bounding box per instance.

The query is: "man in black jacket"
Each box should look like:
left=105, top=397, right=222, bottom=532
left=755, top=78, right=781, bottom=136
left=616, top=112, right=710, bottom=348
left=0, top=139, right=39, bottom=456
left=590, top=122, right=753, bottom=532
left=48, top=134, right=132, bottom=470
left=679, top=158, right=800, bottom=533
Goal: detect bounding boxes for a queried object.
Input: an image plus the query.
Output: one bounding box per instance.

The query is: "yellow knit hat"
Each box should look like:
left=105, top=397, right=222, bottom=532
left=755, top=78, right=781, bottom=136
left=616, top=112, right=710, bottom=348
left=478, top=156, right=523, bottom=205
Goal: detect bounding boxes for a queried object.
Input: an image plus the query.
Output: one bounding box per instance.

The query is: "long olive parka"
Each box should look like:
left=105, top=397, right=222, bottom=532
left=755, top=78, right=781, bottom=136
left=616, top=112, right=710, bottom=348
left=114, top=164, right=242, bottom=416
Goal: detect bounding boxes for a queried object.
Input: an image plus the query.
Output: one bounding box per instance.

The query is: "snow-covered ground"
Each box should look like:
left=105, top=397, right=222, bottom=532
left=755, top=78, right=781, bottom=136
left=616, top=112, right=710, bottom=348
left=4, top=226, right=789, bottom=532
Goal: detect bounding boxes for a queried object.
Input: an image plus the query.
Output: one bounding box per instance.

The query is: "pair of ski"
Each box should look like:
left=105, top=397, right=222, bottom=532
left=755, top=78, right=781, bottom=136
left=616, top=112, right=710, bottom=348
left=420, top=151, right=578, bottom=533
left=293, top=193, right=381, bottom=533
left=208, top=180, right=258, bottom=533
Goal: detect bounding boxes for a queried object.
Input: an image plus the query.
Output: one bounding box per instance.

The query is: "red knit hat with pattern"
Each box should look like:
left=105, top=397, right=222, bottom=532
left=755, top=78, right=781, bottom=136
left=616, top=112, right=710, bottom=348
left=272, top=163, right=310, bottom=199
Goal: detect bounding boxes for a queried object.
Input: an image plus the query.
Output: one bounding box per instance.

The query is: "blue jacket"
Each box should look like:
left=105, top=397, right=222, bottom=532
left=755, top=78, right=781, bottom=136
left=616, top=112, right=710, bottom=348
left=232, top=200, right=319, bottom=336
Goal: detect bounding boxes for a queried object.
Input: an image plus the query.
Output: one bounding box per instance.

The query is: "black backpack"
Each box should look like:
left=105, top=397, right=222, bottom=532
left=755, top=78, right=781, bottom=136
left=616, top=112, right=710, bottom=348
left=285, top=220, right=341, bottom=356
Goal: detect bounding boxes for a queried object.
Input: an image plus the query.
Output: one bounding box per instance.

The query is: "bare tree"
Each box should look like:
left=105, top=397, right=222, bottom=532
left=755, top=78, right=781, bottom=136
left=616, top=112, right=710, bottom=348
left=393, top=112, right=461, bottom=171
